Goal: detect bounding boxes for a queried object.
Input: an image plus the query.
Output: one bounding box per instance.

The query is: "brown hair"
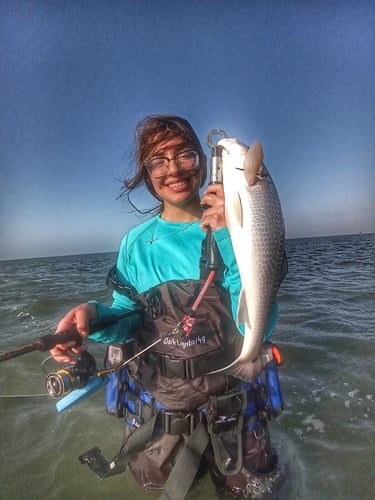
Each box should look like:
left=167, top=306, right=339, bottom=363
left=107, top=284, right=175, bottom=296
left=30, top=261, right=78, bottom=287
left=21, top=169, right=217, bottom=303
left=122, top=114, right=207, bottom=212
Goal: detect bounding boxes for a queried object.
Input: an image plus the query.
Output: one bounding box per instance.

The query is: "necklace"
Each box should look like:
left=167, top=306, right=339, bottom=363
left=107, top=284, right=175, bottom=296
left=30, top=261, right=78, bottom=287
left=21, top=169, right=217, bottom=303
left=146, top=216, right=198, bottom=244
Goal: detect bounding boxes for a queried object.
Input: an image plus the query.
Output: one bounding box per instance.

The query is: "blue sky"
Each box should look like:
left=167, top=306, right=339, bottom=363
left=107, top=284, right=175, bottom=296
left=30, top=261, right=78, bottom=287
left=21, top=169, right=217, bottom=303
left=1, top=0, right=374, bottom=260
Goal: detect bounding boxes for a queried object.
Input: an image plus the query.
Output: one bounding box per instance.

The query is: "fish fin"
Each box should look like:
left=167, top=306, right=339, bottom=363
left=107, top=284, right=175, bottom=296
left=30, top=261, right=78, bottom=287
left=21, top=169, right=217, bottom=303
left=233, top=191, right=244, bottom=229
left=244, top=141, right=263, bottom=185
left=208, top=357, right=263, bottom=383
left=236, top=289, right=249, bottom=326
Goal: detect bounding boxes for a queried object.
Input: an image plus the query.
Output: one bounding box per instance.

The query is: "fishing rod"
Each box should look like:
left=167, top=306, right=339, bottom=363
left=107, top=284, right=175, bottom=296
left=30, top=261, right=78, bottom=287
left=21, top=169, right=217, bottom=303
left=0, top=310, right=141, bottom=363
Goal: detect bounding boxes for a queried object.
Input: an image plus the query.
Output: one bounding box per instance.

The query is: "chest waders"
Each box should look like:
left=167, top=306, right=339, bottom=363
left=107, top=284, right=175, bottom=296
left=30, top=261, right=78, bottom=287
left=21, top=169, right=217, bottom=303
left=79, top=263, right=284, bottom=498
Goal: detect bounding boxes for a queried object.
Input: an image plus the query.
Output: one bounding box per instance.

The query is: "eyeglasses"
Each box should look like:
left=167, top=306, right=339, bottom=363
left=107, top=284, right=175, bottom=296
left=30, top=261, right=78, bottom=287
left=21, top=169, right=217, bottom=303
left=144, top=150, right=200, bottom=178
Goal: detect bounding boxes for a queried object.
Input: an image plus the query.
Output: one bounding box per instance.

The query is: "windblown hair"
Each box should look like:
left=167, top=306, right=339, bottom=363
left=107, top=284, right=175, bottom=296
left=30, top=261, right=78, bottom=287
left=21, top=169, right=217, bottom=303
left=121, top=114, right=207, bottom=213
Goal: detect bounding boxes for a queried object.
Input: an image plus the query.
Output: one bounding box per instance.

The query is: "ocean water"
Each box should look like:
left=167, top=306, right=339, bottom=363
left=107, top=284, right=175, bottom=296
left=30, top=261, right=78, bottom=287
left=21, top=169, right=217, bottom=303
left=0, top=234, right=374, bottom=499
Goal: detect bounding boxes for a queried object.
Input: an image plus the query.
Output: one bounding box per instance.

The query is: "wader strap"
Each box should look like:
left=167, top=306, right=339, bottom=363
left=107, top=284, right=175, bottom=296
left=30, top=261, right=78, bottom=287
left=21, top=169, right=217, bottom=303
left=206, top=390, right=247, bottom=476
left=143, top=345, right=236, bottom=379
left=159, top=421, right=210, bottom=500
left=106, top=265, right=139, bottom=300
left=79, top=413, right=159, bottom=478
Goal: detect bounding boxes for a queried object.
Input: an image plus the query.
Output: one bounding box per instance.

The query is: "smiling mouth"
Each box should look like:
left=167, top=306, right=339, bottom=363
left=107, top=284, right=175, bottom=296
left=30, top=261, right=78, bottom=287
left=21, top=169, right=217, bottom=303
left=169, top=180, right=189, bottom=188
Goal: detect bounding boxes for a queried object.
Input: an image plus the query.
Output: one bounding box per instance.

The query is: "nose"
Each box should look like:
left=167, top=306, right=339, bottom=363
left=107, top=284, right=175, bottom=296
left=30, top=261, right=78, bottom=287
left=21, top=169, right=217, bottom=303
left=167, top=158, right=180, bottom=175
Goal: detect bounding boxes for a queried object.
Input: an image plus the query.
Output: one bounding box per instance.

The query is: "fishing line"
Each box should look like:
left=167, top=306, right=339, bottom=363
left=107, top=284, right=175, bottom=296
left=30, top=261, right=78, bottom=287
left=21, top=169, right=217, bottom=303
left=0, top=393, right=48, bottom=398
left=0, top=358, right=51, bottom=398
left=40, top=354, right=57, bottom=373
left=0, top=357, right=55, bottom=399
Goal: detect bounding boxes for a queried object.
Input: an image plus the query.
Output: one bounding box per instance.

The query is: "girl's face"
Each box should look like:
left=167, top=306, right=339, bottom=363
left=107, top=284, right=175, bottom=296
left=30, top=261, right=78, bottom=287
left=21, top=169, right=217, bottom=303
left=146, top=137, right=203, bottom=214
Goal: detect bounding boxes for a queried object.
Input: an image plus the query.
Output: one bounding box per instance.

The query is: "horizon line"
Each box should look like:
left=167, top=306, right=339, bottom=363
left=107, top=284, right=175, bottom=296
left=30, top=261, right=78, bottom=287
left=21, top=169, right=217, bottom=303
left=1, top=232, right=373, bottom=263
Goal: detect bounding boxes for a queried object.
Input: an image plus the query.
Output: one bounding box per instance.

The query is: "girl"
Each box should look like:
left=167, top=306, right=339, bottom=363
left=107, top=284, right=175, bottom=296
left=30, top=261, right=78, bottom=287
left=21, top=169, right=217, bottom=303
left=51, top=114, right=278, bottom=498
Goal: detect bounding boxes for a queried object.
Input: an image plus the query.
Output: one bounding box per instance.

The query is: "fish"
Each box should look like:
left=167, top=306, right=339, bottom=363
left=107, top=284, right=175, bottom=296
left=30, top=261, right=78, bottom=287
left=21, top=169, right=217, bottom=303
left=210, top=137, right=287, bottom=382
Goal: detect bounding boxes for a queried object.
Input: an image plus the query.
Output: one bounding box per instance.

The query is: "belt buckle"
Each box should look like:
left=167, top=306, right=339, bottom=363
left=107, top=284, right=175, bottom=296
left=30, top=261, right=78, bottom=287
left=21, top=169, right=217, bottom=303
left=163, top=411, right=196, bottom=435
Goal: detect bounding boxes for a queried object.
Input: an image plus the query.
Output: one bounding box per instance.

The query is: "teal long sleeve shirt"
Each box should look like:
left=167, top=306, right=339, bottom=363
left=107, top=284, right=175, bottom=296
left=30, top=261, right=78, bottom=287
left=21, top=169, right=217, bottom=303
left=90, top=216, right=278, bottom=343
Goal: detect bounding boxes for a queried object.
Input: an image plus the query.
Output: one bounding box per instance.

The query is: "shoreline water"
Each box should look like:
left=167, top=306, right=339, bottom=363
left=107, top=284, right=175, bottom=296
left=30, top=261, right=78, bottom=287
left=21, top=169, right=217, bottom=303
left=0, top=233, right=374, bottom=499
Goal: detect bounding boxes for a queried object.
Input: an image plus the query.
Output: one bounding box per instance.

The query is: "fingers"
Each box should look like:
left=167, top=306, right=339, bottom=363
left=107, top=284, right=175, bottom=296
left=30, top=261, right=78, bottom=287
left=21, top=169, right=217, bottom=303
left=49, top=341, right=78, bottom=364
left=56, top=303, right=97, bottom=336
left=201, top=184, right=224, bottom=207
left=51, top=303, right=97, bottom=363
left=56, top=305, right=91, bottom=338
left=75, top=302, right=97, bottom=336
left=200, top=184, right=226, bottom=231
left=201, top=211, right=226, bottom=232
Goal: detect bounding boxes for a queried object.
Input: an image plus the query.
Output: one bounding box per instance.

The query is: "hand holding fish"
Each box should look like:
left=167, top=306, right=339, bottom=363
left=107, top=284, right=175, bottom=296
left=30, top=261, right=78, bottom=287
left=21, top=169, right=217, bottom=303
left=200, top=183, right=226, bottom=232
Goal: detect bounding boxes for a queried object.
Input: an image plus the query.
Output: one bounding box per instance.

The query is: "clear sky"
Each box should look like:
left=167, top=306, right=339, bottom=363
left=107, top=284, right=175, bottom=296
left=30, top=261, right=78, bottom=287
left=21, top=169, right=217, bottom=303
left=1, top=0, right=374, bottom=260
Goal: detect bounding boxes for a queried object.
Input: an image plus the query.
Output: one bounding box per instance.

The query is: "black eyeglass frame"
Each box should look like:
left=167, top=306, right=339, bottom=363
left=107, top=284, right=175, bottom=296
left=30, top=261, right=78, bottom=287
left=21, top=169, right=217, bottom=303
left=144, top=150, right=200, bottom=178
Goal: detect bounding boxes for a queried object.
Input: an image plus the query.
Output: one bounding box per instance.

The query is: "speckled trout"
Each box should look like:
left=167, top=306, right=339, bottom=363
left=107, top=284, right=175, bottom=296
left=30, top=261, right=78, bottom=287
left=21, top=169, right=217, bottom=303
left=211, top=138, right=287, bottom=382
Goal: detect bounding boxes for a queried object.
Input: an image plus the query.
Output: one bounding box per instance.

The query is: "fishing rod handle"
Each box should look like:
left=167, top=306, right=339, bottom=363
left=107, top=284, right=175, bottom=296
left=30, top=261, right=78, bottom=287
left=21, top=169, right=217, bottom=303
left=37, top=313, right=131, bottom=352
left=37, top=331, right=82, bottom=351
